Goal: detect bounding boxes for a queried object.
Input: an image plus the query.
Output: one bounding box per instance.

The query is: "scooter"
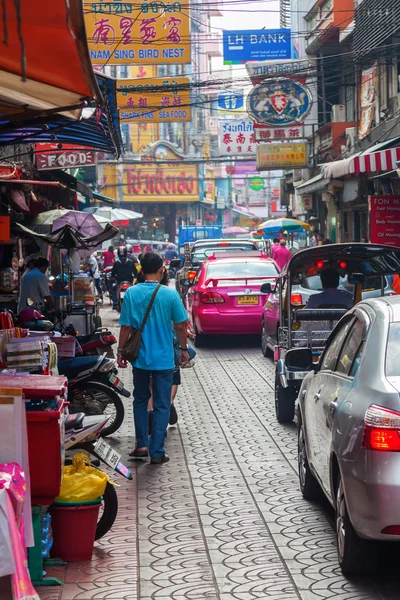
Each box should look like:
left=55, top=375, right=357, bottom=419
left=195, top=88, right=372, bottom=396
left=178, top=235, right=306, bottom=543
left=58, top=353, right=129, bottom=437
left=64, top=412, right=132, bottom=540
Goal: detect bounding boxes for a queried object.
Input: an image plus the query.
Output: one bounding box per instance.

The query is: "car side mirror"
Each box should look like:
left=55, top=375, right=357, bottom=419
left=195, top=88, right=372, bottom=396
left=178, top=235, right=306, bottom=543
left=284, top=348, right=313, bottom=371
left=260, top=282, right=275, bottom=294
left=191, top=260, right=200, bottom=267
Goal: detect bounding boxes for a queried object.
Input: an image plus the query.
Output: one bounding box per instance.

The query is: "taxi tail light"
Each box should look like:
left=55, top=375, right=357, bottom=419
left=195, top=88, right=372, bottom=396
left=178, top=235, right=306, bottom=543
left=200, top=291, right=225, bottom=304
left=217, top=242, right=230, bottom=246
left=291, top=293, right=303, bottom=305
left=362, top=405, right=400, bottom=451
left=381, top=525, right=400, bottom=535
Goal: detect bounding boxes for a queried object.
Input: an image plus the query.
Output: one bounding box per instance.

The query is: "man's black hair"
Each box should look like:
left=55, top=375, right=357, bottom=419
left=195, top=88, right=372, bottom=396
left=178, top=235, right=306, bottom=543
left=320, top=268, right=339, bottom=289
left=273, top=237, right=279, bottom=244
left=108, top=245, right=113, bottom=251
left=35, top=257, right=49, bottom=269
left=141, top=252, right=163, bottom=274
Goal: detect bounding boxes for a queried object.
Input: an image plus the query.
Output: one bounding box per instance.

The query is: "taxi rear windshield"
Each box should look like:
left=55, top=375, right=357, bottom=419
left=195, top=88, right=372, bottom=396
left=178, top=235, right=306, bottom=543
left=207, top=261, right=279, bottom=280
left=386, top=322, right=400, bottom=377
left=192, top=244, right=256, bottom=261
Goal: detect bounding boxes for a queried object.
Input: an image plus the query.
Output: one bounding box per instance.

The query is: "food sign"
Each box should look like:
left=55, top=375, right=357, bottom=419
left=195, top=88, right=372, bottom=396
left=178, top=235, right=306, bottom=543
left=84, top=2, right=191, bottom=65
left=117, top=77, right=191, bottom=122
left=247, top=78, right=312, bottom=126
left=218, top=120, right=255, bottom=156
left=34, top=143, right=96, bottom=170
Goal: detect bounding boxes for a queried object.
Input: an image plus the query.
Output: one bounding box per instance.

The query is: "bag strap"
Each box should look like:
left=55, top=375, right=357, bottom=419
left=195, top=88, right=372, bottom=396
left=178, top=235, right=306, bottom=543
left=139, top=284, right=161, bottom=333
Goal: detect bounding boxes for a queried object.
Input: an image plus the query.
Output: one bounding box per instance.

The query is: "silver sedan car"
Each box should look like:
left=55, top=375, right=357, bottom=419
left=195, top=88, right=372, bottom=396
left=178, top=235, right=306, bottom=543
left=297, top=295, right=400, bottom=575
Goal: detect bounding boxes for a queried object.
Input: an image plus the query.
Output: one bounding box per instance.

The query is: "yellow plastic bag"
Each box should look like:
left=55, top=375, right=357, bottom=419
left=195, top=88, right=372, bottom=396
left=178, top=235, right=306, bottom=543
left=56, top=453, right=110, bottom=503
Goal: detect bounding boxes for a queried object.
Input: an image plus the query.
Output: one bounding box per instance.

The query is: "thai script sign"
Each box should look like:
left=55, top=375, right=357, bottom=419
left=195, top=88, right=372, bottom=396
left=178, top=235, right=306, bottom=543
left=254, top=124, right=304, bottom=141
left=101, top=163, right=199, bottom=202
left=223, top=29, right=291, bottom=65
left=256, top=143, right=307, bottom=170
left=218, top=120, right=255, bottom=156
left=34, top=143, right=96, bottom=170
left=247, top=79, right=312, bottom=126
left=369, top=196, right=400, bottom=248
left=246, top=58, right=314, bottom=80
left=84, top=2, right=191, bottom=65
left=117, top=77, right=191, bottom=122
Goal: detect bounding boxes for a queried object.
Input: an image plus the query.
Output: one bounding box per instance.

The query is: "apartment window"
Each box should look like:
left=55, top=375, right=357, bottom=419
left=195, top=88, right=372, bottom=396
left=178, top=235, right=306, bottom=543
left=344, top=71, right=355, bottom=122
left=120, top=65, right=128, bottom=78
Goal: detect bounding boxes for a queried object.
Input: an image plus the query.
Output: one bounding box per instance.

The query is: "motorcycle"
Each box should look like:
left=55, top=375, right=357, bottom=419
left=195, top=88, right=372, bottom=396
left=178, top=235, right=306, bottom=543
left=64, top=412, right=132, bottom=540
left=58, top=353, right=128, bottom=437
left=102, top=266, right=114, bottom=304
left=114, top=280, right=132, bottom=312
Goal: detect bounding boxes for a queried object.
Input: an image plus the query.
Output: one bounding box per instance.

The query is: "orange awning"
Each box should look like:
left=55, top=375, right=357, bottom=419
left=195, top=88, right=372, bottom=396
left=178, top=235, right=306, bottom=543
left=0, top=0, right=101, bottom=117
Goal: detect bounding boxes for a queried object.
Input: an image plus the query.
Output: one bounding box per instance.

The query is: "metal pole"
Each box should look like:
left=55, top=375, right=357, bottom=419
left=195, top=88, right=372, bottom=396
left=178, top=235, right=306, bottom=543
left=320, top=54, right=327, bottom=125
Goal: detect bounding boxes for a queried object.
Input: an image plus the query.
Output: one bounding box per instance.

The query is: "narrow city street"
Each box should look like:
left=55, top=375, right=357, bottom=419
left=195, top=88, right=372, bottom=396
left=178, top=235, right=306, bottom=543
left=35, top=306, right=400, bottom=600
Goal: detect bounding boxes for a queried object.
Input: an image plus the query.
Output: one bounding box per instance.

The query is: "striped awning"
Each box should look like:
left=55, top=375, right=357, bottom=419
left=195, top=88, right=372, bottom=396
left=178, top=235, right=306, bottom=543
left=322, top=147, right=400, bottom=178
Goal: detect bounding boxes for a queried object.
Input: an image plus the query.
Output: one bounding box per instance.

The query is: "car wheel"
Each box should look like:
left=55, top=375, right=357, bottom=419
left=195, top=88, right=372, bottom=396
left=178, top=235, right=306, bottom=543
left=275, top=369, right=296, bottom=423
left=261, top=321, right=273, bottom=358
left=194, top=325, right=205, bottom=348
left=298, top=418, right=321, bottom=500
left=335, top=473, right=376, bottom=575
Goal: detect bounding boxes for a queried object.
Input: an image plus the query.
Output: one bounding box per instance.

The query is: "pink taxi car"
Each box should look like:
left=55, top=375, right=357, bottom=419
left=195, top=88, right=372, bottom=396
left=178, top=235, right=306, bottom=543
left=186, top=252, right=279, bottom=347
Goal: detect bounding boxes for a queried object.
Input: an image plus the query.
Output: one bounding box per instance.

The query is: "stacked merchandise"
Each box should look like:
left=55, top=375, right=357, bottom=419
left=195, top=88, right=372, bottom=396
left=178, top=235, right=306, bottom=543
left=0, top=327, right=28, bottom=363
left=5, top=337, right=58, bottom=372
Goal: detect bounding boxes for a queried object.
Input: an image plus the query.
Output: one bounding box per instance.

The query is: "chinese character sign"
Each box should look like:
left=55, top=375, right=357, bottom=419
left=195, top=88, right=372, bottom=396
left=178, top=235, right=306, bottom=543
left=254, top=125, right=304, bottom=141
left=218, top=120, right=255, bottom=157
left=84, top=3, right=191, bottom=65
left=117, top=77, right=191, bottom=123
left=256, top=143, right=307, bottom=170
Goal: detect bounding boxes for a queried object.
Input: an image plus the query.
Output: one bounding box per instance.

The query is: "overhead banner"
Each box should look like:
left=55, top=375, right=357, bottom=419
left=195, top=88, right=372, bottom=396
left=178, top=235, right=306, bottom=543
left=84, top=2, right=191, bottom=65
left=246, top=58, right=314, bottom=80
left=369, top=196, right=400, bottom=248
left=359, top=65, right=377, bottom=140
left=217, top=90, right=244, bottom=114
left=256, top=143, right=307, bottom=170
left=102, top=163, right=199, bottom=203
left=117, top=77, right=191, bottom=122
left=34, top=143, right=96, bottom=170
left=218, top=120, right=255, bottom=156
left=254, top=124, right=304, bottom=142
left=247, top=79, right=312, bottom=126
left=223, top=29, right=291, bottom=64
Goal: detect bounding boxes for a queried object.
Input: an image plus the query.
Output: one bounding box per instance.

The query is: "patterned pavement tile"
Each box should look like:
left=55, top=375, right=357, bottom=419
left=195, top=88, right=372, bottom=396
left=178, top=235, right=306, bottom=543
left=32, top=305, right=400, bottom=599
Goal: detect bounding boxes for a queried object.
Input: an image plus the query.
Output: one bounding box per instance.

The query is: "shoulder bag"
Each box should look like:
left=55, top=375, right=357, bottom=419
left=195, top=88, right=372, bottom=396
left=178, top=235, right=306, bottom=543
left=121, top=284, right=161, bottom=362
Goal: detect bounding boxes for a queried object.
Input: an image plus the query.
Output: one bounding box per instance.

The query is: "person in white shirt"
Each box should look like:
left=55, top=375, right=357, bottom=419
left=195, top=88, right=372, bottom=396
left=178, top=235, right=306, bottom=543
left=18, top=258, right=54, bottom=313
left=307, top=268, right=353, bottom=309
left=87, top=254, right=103, bottom=300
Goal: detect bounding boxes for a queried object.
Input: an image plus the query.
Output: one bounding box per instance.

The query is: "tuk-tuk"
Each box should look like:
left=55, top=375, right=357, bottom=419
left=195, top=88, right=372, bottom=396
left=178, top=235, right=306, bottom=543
left=260, top=243, right=400, bottom=424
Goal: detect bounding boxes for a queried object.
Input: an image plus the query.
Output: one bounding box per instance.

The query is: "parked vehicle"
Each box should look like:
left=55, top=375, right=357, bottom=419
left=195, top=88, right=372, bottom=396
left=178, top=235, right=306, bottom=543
left=178, top=225, right=222, bottom=257
left=297, top=296, right=400, bottom=575
left=65, top=412, right=132, bottom=540
left=176, top=238, right=259, bottom=300
left=58, top=354, right=128, bottom=436
left=264, top=243, right=400, bottom=424
left=186, top=251, right=279, bottom=346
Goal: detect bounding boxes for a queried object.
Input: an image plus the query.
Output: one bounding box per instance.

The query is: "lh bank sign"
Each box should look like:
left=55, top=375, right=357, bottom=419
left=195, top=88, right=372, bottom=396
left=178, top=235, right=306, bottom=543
left=223, top=29, right=291, bottom=65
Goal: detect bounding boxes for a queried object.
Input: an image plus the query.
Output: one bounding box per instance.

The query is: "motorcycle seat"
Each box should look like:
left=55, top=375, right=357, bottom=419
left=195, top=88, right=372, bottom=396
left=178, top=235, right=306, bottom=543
left=58, top=356, right=100, bottom=378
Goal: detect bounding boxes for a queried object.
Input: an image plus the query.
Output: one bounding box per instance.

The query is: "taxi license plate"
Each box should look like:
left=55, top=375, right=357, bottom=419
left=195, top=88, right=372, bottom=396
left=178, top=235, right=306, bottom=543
left=237, top=295, right=258, bottom=305
left=94, top=438, right=121, bottom=469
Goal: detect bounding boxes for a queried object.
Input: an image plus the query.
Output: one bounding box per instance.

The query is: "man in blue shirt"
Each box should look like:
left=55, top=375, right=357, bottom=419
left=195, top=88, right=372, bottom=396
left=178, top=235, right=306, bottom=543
left=117, top=252, right=188, bottom=464
left=164, top=243, right=178, bottom=261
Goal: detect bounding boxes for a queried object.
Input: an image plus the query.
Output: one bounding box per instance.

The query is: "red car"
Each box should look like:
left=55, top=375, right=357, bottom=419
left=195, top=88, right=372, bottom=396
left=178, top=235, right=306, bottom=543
left=186, top=252, right=279, bottom=346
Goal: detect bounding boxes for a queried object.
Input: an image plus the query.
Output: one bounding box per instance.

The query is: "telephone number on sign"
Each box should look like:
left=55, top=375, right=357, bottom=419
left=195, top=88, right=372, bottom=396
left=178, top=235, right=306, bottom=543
left=159, top=110, right=187, bottom=119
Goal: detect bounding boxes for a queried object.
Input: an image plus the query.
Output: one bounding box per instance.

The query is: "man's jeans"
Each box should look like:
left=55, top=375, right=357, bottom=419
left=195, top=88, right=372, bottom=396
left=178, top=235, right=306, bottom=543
left=133, top=368, right=173, bottom=458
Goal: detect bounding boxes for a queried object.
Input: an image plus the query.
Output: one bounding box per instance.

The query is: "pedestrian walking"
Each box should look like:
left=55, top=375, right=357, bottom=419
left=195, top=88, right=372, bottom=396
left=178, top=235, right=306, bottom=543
left=117, top=252, right=189, bottom=464
left=273, top=239, right=291, bottom=271
left=310, top=229, right=319, bottom=247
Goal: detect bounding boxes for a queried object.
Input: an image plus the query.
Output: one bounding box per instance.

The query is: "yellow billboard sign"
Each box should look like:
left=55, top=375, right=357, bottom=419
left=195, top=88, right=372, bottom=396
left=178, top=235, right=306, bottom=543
left=84, top=2, right=191, bottom=65
left=101, top=163, right=199, bottom=202
left=256, top=143, right=307, bottom=170
left=118, top=77, right=191, bottom=123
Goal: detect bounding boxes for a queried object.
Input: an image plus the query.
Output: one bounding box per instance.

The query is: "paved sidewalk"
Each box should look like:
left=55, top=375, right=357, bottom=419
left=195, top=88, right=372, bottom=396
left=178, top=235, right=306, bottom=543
left=36, top=306, right=400, bottom=599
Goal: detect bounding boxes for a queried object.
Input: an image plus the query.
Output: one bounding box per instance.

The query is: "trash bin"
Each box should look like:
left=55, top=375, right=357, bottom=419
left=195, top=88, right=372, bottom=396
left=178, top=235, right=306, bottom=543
left=50, top=498, right=102, bottom=562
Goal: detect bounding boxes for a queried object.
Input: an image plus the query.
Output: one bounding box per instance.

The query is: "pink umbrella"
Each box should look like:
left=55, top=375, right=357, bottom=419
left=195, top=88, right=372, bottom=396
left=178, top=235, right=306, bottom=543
left=52, top=211, right=103, bottom=238
left=222, top=226, right=250, bottom=236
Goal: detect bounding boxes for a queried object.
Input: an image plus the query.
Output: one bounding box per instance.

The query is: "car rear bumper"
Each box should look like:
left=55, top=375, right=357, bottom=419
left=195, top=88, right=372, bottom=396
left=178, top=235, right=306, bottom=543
left=343, top=453, right=400, bottom=540
left=195, top=308, right=262, bottom=335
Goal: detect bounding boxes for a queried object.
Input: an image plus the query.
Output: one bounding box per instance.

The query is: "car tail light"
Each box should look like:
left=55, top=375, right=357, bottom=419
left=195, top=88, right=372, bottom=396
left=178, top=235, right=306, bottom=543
left=188, top=271, right=197, bottom=281
left=217, top=242, right=230, bottom=246
left=200, top=291, right=225, bottom=304
left=291, top=293, right=303, bottom=305
left=381, top=525, right=400, bottom=535
left=339, top=261, right=347, bottom=269
left=316, top=260, right=325, bottom=270
left=362, top=405, right=400, bottom=451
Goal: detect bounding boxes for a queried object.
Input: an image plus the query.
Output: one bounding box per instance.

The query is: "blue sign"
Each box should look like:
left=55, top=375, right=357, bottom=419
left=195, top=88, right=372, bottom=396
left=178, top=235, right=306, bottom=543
left=223, top=29, right=291, bottom=65
left=217, top=90, right=244, bottom=112
left=247, top=79, right=312, bottom=126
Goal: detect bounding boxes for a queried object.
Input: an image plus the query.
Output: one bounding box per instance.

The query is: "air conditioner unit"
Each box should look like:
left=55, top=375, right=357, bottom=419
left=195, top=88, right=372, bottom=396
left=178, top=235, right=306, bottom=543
left=331, top=104, right=346, bottom=123
left=345, top=127, right=356, bottom=151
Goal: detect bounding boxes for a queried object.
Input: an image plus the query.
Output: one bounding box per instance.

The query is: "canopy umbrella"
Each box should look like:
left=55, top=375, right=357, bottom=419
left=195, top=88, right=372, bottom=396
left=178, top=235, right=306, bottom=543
left=256, top=218, right=312, bottom=234
left=16, top=223, right=119, bottom=249
left=222, top=226, right=250, bottom=235
left=52, top=211, right=104, bottom=238
left=84, top=206, right=143, bottom=221
left=33, top=209, right=111, bottom=228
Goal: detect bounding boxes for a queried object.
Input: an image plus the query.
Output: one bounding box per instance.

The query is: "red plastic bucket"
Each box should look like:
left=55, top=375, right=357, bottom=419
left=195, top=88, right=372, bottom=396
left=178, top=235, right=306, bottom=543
left=50, top=499, right=102, bottom=562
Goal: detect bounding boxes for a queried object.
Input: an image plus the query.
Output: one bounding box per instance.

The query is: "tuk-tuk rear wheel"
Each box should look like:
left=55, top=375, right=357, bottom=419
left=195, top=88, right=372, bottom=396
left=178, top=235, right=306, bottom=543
left=275, top=371, right=296, bottom=423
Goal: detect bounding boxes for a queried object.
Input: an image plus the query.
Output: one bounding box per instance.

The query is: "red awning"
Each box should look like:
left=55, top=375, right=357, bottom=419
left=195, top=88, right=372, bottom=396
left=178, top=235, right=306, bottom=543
left=0, top=0, right=101, bottom=117
left=322, top=147, right=400, bottom=179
